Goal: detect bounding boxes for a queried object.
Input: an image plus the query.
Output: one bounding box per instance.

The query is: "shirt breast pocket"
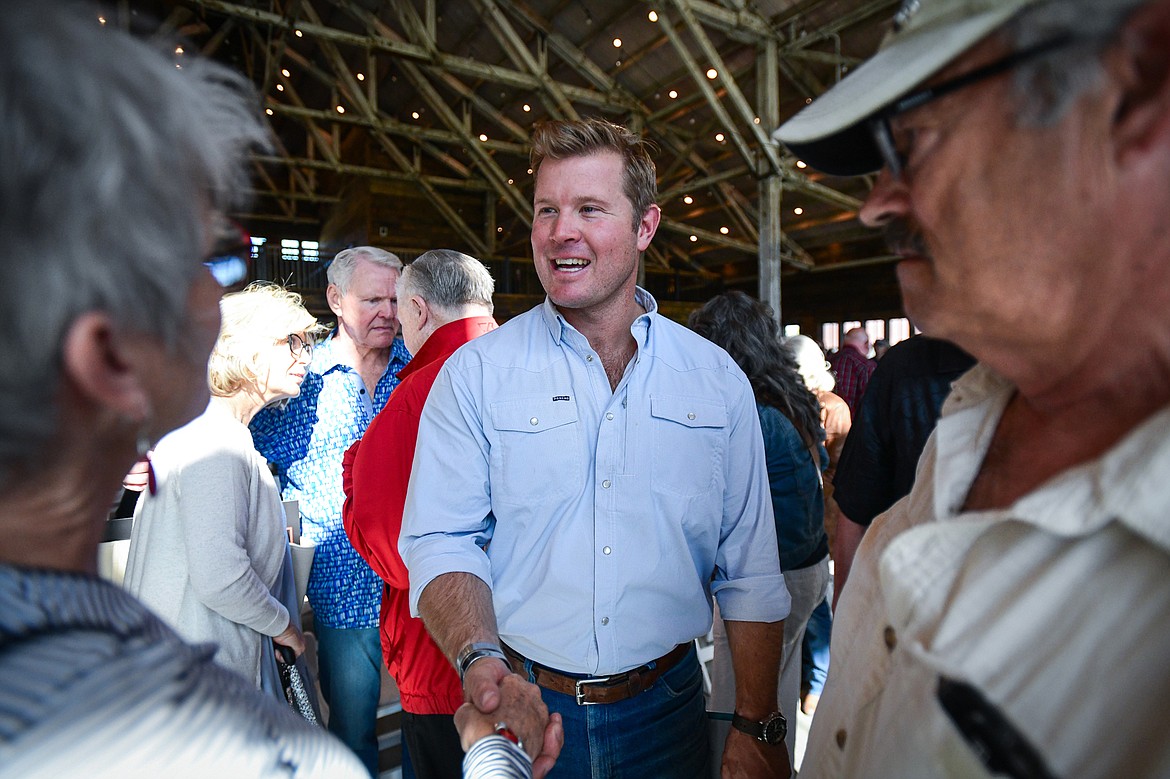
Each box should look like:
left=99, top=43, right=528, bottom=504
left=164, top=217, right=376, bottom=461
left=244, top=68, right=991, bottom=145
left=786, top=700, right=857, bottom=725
left=650, top=395, right=727, bottom=498
left=489, top=397, right=581, bottom=507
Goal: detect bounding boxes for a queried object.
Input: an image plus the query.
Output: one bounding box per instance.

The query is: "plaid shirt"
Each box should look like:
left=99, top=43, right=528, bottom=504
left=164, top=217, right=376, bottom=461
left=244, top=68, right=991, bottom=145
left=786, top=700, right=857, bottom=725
left=250, top=333, right=411, bottom=629
left=828, top=345, right=875, bottom=420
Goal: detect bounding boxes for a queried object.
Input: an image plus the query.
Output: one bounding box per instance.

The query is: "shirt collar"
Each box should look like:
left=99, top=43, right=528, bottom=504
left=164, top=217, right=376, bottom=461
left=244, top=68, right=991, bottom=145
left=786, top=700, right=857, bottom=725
left=538, top=286, right=659, bottom=346
left=397, top=316, right=497, bottom=382
left=934, top=364, right=1170, bottom=553
left=311, top=330, right=411, bottom=376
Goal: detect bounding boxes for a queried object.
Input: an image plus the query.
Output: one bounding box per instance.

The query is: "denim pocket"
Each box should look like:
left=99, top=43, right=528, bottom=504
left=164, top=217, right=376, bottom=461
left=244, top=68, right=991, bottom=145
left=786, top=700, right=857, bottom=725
left=657, top=650, right=703, bottom=700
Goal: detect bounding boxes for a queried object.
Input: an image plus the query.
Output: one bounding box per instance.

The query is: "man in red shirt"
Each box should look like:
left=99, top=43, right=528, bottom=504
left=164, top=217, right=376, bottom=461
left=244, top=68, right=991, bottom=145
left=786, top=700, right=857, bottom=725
left=343, top=249, right=497, bottom=778
left=827, top=327, right=875, bottom=419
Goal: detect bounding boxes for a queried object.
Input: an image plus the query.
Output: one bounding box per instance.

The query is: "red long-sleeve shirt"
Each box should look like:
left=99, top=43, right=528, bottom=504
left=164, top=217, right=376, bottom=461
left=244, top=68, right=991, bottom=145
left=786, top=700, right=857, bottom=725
left=342, top=316, right=497, bottom=715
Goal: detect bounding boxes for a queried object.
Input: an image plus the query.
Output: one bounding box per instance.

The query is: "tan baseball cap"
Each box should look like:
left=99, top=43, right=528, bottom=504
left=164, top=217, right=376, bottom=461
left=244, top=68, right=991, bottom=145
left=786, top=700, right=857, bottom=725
left=774, top=0, right=1043, bottom=176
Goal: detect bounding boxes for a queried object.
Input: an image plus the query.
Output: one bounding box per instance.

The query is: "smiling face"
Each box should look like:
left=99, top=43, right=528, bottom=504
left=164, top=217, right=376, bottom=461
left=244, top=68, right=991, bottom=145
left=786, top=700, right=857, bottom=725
left=329, top=257, right=400, bottom=350
left=531, top=152, right=660, bottom=324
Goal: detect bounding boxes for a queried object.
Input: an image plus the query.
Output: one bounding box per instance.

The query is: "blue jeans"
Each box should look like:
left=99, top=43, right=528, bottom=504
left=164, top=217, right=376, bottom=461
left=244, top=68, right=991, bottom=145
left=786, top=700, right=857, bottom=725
left=802, top=596, right=832, bottom=697
left=521, top=646, right=709, bottom=779
left=315, top=623, right=382, bottom=777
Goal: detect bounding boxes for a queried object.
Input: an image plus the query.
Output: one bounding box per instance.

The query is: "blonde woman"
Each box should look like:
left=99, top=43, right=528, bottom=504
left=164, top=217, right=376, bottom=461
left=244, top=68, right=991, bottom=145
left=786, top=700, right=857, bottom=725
left=125, top=283, right=322, bottom=695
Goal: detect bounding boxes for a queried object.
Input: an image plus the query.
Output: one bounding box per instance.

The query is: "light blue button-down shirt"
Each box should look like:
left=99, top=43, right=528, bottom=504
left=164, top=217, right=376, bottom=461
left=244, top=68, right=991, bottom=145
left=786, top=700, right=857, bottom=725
left=402, top=289, right=789, bottom=675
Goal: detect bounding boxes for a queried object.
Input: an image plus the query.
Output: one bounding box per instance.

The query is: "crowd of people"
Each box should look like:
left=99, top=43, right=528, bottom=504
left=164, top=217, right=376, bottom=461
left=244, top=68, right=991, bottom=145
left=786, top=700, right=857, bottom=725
left=3, top=0, right=1169, bottom=778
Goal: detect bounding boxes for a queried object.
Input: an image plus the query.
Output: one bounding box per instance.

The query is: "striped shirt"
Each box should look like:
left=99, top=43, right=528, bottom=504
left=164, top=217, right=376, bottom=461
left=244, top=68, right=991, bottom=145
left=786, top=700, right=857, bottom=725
left=0, top=564, right=365, bottom=778
left=462, top=735, right=532, bottom=779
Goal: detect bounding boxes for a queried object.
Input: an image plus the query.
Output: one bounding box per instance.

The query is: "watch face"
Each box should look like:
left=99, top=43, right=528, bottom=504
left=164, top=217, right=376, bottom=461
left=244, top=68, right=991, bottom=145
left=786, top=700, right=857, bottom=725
left=761, top=714, right=787, bottom=743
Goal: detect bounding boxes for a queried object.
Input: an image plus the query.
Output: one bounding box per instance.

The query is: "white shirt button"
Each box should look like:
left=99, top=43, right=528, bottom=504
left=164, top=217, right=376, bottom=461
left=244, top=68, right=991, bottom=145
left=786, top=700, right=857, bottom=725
left=687, top=412, right=696, bottom=420
left=601, top=617, right=609, bottom=625
left=530, top=417, right=538, bottom=426
left=587, top=355, right=594, bottom=362
left=603, top=546, right=611, bottom=555
left=602, top=480, right=611, bottom=489
left=606, top=412, right=614, bottom=421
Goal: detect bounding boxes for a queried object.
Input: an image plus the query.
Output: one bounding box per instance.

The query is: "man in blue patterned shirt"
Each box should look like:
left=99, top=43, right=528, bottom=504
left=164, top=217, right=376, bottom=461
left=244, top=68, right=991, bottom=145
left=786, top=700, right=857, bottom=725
left=251, top=246, right=411, bottom=775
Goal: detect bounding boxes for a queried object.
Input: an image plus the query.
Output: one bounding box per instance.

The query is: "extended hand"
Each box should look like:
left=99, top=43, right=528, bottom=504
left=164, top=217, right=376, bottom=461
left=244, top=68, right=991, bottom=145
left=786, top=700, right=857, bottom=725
left=455, top=672, right=563, bottom=775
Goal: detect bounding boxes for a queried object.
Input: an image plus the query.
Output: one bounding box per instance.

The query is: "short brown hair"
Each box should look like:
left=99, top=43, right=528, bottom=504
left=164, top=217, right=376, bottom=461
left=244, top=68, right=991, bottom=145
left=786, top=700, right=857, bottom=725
left=530, top=118, right=657, bottom=228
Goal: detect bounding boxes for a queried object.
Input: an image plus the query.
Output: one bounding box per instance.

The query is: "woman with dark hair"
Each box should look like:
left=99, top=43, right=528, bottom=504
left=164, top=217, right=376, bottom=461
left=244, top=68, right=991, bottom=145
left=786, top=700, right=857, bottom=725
left=689, top=291, right=831, bottom=759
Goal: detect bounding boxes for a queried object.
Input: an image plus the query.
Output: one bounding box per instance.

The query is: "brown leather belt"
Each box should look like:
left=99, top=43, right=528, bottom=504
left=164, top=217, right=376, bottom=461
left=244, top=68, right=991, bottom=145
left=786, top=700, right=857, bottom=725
left=503, top=642, right=690, bottom=705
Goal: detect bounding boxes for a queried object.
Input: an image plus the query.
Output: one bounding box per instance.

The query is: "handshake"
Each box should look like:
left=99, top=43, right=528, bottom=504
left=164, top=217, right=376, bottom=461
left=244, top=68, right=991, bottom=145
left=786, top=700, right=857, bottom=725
left=456, top=661, right=564, bottom=779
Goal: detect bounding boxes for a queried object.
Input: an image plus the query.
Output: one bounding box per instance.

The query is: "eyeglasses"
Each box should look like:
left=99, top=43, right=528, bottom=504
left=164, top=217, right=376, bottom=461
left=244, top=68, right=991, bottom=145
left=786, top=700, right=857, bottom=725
left=868, top=35, right=1076, bottom=181
left=203, top=220, right=252, bottom=287
left=286, top=333, right=313, bottom=358
left=204, top=249, right=250, bottom=287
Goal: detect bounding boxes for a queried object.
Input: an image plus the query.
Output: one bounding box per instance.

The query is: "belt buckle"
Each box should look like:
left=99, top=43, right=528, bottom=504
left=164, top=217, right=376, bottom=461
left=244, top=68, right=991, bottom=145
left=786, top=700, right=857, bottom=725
left=574, top=676, right=611, bottom=706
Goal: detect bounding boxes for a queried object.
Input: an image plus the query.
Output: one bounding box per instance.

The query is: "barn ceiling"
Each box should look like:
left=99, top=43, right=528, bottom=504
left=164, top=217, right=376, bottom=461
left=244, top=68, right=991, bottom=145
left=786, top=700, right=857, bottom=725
left=114, top=0, right=900, bottom=308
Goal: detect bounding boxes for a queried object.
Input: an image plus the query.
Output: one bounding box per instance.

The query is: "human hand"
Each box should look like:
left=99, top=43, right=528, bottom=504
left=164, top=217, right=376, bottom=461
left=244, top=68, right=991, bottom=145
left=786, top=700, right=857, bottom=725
left=721, top=727, right=792, bottom=779
left=462, top=655, right=512, bottom=714
left=273, top=622, right=306, bottom=659
left=455, top=673, right=563, bottom=773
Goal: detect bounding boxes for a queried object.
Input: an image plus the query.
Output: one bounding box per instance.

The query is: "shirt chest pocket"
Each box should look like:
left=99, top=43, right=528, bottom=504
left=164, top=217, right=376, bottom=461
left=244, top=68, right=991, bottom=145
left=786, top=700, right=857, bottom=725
left=489, top=397, right=581, bottom=506
left=649, top=395, right=727, bottom=498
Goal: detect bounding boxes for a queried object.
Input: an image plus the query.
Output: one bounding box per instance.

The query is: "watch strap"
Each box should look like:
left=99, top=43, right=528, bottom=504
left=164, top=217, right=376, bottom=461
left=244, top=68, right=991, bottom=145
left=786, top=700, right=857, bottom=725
left=456, top=642, right=510, bottom=683
left=731, top=711, right=788, bottom=744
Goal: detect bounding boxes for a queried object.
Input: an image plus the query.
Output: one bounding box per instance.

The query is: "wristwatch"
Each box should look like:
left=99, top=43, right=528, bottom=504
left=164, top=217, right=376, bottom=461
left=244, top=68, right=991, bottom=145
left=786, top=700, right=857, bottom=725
left=732, top=711, right=788, bottom=745
left=456, top=642, right=510, bottom=683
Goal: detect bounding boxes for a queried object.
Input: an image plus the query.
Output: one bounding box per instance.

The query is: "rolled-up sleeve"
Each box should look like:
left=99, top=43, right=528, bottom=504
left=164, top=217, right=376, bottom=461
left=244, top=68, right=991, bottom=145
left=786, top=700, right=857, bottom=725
left=710, top=369, right=791, bottom=623
left=400, top=359, right=496, bottom=616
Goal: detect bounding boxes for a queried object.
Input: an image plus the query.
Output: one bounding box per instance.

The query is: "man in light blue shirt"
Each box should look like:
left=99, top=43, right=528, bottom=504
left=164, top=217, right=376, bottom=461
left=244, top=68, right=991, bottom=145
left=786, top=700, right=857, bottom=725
left=401, top=119, right=792, bottom=779
left=251, top=246, right=410, bottom=775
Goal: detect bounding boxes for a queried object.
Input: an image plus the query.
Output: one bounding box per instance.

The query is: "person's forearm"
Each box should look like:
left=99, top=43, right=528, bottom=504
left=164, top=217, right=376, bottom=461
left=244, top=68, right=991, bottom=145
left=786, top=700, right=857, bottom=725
left=418, top=571, right=501, bottom=666
left=832, top=513, right=867, bottom=611
left=723, top=618, right=784, bottom=718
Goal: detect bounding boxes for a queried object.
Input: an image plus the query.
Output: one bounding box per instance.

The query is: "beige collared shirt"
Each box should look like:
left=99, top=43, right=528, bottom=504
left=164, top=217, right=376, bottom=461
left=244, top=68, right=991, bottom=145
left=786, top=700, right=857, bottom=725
left=803, top=364, right=1170, bottom=778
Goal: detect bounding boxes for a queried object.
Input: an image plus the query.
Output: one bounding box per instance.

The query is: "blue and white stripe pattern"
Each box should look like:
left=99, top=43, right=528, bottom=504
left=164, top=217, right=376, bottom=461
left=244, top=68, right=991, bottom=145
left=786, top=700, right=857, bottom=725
left=462, top=734, right=533, bottom=779
left=0, top=564, right=365, bottom=778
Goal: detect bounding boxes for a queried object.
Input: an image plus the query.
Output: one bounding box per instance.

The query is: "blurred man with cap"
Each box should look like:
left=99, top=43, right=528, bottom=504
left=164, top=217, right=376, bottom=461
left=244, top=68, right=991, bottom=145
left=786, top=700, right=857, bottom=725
left=776, top=0, right=1170, bottom=776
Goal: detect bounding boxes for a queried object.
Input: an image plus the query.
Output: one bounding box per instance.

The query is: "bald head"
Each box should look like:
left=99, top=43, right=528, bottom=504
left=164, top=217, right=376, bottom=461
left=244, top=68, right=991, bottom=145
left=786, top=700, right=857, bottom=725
left=843, top=328, right=870, bottom=355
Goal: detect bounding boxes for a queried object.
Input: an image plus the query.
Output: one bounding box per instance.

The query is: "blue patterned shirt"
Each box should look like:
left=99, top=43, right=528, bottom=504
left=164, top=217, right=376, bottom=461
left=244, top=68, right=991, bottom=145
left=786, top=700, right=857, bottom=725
left=251, top=333, right=411, bottom=628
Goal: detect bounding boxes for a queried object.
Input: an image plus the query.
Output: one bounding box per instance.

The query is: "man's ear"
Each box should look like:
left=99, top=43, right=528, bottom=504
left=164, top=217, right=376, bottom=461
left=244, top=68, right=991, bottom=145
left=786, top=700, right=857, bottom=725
left=1110, top=0, right=1170, bottom=166
left=60, top=312, right=150, bottom=422
left=636, top=204, right=662, bottom=252
left=411, top=295, right=429, bottom=331
left=326, top=283, right=344, bottom=318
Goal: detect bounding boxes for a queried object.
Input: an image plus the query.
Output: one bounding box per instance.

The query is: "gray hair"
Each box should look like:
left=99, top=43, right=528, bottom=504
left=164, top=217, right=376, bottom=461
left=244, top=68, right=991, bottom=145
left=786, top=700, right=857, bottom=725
left=0, top=1, right=268, bottom=483
left=327, top=246, right=404, bottom=293
left=787, top=335, right=836, bottom=394
left=1006, top=0, right=1148, bottom=125
left=398, top=250, right=495, bottom=316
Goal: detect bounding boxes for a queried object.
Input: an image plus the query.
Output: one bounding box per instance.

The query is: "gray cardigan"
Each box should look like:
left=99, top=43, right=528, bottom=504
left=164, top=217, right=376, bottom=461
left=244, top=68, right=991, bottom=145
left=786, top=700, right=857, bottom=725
left=125, top=399, right=290, bottom=687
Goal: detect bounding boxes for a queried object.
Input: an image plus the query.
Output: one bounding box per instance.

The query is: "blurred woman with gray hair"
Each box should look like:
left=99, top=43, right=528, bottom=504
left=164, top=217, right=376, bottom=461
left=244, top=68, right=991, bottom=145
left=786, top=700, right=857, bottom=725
left=125, top=283, right=323, bottom=696
left=0, top=2, right=363, bottom=774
